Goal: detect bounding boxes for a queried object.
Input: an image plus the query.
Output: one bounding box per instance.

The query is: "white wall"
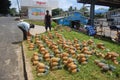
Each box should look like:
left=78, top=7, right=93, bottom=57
left=47, top=0, right=59, bottom=9
left=20, top=0, right=58, bottom=20
left=28, top=7, right=46, bottom=20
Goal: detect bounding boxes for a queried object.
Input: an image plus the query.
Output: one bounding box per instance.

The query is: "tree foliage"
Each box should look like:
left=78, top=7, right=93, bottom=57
left=52, top=8, right=63, bottom=16
left=80, top=5, right=89, bottom=17
left=0, top=0, right=11, bottom=14
left=74, top=7, right=77, bottom=11
left=109, top=7, right=119, bottom=11
left=9, top=8, right=18, bottom=16
left=68, top=6, right=73, bottom=12
left=95, top=14, right=104, bottom=18
left=80, top=6, right=88, bottom=13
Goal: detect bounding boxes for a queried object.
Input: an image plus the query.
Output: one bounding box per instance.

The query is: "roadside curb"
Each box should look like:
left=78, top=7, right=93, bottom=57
left=20, top=25, right=46, bottom=80
left=21, top=42, right=33, bottom=80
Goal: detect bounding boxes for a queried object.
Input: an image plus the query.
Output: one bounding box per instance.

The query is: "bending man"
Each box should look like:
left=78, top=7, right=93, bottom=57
left=17, top=20, right=35, bottom=40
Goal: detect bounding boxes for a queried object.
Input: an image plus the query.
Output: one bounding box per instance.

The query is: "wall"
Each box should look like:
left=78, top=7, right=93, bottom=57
left=20, top=0, right=58, bottom=20
left=28, top=7, right=46, bottom=20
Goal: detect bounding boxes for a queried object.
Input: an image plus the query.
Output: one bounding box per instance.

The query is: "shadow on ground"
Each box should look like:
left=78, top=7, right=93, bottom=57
left=12, top=41, right=22, bottom=44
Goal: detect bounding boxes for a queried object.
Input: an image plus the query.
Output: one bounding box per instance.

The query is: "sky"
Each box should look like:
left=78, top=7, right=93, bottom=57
left=10, top=0, right=18, bottom=8
left=10, top=0, right=109, bottom=11
left=58, top=0, right=109, bottom=11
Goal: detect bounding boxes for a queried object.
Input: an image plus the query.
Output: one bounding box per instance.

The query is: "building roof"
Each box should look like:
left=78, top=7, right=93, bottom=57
left=77, top=0, right=120, bottom=8
left=52, top=17, right=64, bottom=20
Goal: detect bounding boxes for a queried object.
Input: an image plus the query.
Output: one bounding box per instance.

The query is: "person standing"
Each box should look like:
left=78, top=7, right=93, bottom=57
left=44, top=10, right=52, bottom=32
left=17, top=20, right=35, bottom=40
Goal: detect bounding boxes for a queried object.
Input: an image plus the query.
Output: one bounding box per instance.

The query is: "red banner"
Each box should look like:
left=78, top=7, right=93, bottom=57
left=36, top=1, right=46, bottom=5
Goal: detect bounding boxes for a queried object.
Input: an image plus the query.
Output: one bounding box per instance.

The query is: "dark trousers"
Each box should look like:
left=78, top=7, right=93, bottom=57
left=45, top=23, right=51, bottom=31
left=18, top=27, right=27, bottom=40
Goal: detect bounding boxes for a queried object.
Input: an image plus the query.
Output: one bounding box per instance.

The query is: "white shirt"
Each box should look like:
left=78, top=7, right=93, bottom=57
left=17, top=22, right=30, bottom=32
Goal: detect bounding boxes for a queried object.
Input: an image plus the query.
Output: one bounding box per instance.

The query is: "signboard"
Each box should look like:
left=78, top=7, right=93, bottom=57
left=21, top=0, right=47, bottom=7
left=28, top=8, right=45, bottom=20
left=33, top=0, right=47, bottom=7
left=21, top=0, right=58, bottom=9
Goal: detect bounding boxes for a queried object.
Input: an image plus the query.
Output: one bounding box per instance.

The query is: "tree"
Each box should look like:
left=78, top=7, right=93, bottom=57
left=9, top=8, right=18, bottom=16
left=109, top=7, right=119, bottom=11
left=68, top=6, right=73, bottom=12
left=74, top=7, right=77, bottom=11
left=52, top=8, right=63, bottom=16
left=80, top=6, right=88, bottom=13
left=0, top=0, right=11, bottom=15
left=80, top=5, right=89, bottom=17
left=95, top=14, right=104, bottom=18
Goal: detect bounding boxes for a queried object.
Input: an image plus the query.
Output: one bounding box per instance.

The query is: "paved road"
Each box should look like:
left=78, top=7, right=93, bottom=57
left=0, top=17, right=24, bottom=80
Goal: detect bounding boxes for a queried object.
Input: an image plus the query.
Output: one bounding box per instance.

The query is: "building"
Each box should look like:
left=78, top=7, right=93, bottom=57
left=106, top=8, right=120, bottom=30
left=20, top=0, right=58, bottom=20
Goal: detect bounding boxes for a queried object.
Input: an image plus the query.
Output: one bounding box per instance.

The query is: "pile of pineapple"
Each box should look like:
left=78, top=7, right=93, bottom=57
left=26, top=31, right=119, bottom=76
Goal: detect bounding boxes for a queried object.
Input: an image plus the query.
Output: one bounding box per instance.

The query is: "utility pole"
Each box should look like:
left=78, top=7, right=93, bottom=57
left=90, top=0, right=95, bottom=27
left=17, top=0, right=21, bottom=18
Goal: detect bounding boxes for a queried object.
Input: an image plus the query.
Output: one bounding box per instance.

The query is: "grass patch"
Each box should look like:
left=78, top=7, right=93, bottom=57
left=24, top=20, right=58, bottom=28
left=24, top=20, right=45, bottom=26
left=24, top=27, right=120, bottom=80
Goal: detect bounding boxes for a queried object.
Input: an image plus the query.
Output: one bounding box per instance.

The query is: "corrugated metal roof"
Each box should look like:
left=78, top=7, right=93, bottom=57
left=52, top=17, right=64, bottom=20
